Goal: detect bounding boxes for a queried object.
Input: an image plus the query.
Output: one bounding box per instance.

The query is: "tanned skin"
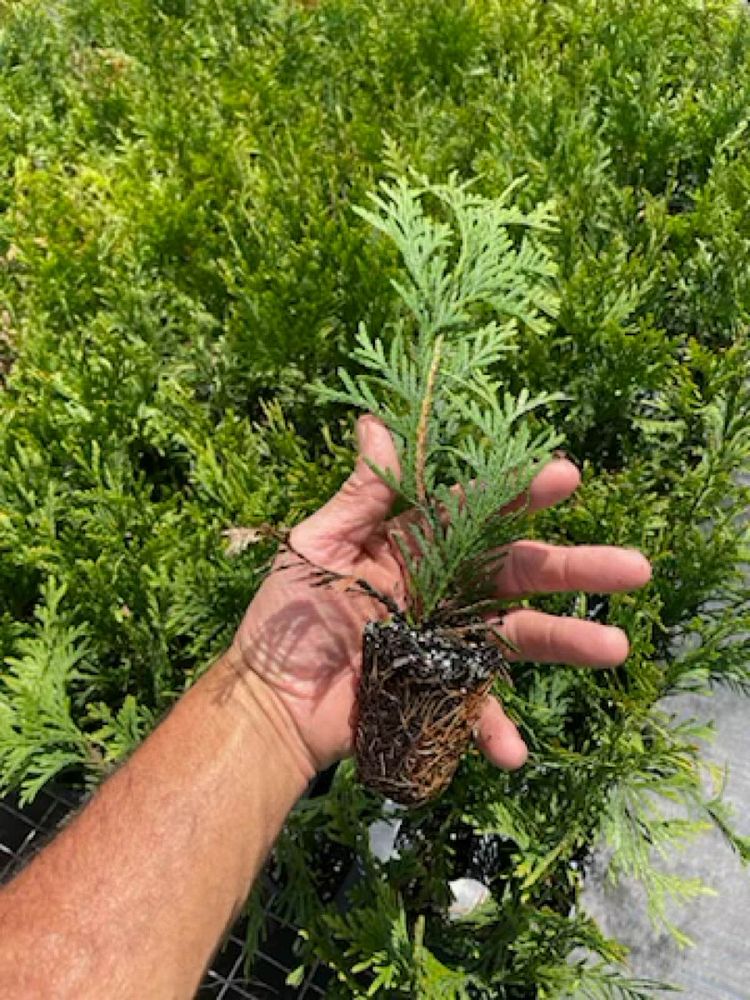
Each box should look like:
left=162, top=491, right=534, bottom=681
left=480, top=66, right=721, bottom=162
left=0, top=416, right=651, bottom=998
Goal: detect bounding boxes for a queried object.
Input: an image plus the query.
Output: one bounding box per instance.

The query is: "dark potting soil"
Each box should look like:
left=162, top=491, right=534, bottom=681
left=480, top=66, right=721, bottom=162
left=449, top=824, right=516, bottom=885
left=363, top=617, right=503, bottom=688
left=309, top=832, right=360, bottom=905
left=357, top=618, right=503, bottom=805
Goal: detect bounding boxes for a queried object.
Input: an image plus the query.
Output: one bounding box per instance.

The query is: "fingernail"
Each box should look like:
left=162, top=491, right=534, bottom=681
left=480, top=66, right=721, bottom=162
left=622, top=549, right=652, bottom=580
left=356, top=416, right=371, bottom=453
left=553, top=448, right=580, bottom=469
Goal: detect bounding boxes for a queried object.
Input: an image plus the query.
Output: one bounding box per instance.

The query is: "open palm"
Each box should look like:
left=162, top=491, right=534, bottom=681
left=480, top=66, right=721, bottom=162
left=233, top=415, right=651, bottom=772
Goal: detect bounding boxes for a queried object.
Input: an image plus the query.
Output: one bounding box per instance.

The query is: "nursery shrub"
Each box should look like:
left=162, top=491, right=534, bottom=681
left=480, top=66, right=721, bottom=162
left=1, top=0, right=749, bottom=995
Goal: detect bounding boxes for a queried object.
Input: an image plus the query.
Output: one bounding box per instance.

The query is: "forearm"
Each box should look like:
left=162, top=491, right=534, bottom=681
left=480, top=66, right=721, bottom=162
left=0, top=649, right=314, bottom=999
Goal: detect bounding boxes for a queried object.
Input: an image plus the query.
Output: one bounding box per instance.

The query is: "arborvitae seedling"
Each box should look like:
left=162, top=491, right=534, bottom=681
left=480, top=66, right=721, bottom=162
left=316, top=174, right=561, bottom=805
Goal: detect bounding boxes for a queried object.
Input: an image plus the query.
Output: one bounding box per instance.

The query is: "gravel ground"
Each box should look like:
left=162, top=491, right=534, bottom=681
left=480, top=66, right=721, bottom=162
left=583, top=689, right=750, bottom=998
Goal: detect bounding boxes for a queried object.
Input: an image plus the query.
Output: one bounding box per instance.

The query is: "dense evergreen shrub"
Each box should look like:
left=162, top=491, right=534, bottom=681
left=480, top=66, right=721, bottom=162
left=1, top=0, right=749, bottom=994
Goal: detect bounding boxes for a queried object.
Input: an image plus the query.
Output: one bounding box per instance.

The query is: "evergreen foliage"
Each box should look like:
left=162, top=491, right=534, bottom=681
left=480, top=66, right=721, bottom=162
left=1, top=0, right=750, bottom=995
left=318, top=175, right=562, bottom=625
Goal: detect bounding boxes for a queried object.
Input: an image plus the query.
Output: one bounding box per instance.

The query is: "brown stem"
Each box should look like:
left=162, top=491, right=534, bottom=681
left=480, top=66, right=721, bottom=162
left=416, top=334, right=443, bottom=505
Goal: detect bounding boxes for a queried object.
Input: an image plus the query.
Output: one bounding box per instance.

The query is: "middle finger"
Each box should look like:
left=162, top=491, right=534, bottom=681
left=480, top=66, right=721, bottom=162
left=495, top=541, right=651, bottom=599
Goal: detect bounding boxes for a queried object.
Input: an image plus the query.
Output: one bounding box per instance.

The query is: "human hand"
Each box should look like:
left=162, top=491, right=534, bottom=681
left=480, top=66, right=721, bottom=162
left=232, top=415, right=651, bottom=773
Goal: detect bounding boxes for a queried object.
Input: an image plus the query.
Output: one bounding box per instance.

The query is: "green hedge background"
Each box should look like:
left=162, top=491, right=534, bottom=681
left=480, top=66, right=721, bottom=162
left=1, top=1, right=750, bottom=995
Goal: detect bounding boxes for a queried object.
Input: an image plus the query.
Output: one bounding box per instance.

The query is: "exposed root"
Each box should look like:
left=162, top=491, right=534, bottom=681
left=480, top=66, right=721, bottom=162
left=356, top=618, right=504, bottom=806
left=274, top=532, right=402, bottom=618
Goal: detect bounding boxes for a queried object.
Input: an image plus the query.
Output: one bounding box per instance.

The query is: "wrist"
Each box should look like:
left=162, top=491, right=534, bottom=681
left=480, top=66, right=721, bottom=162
left=206, top=646, right=318, bottom=790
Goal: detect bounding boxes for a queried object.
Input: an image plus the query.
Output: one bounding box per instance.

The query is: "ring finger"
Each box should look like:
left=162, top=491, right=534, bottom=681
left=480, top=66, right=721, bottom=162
left=491, top=608, right=630, bottom=668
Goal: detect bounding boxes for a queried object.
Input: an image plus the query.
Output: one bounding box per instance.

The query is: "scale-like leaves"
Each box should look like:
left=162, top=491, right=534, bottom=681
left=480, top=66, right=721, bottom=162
left=318, top=175, right=560, bottom=625
left=0, top=582, right=99, bottom=803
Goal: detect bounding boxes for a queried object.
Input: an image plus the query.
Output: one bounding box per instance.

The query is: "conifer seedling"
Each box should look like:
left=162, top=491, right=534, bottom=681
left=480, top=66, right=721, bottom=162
left=314, top=174, right=562, bottom=805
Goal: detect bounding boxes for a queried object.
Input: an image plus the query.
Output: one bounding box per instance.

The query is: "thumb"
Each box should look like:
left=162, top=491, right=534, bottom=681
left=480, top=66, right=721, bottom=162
left=293, top=415, right=400, bottom=553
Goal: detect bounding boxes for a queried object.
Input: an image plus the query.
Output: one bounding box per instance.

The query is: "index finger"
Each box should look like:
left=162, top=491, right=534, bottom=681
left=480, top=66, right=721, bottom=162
left=388, top=457, right=580, bottom=544
left=502, top=456, right=581, bottom=515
